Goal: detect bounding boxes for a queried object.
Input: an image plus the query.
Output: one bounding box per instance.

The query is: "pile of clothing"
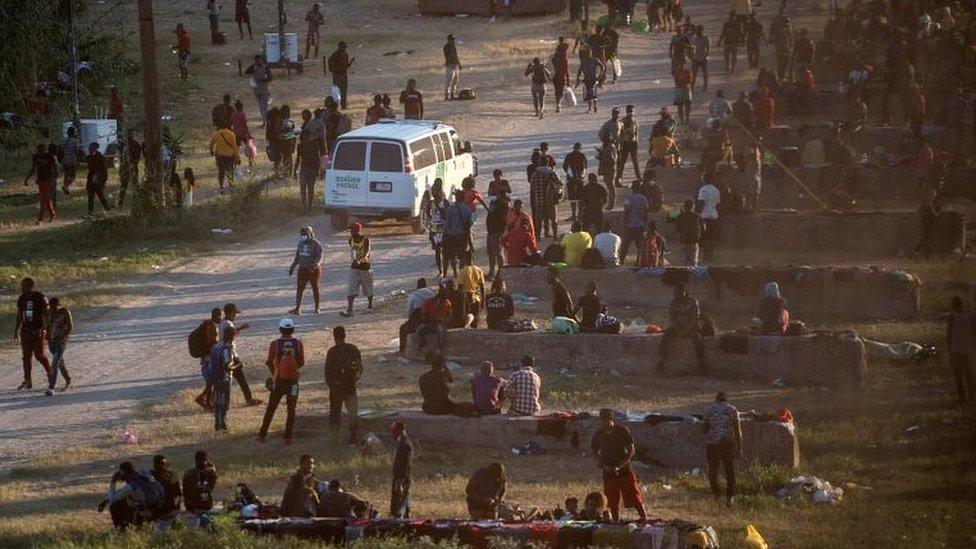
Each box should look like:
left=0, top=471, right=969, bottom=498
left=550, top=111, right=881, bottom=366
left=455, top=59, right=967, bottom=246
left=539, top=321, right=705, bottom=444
left=773, top=475, right=844, bottom=505
left=240, top=517, right=720, bottom=548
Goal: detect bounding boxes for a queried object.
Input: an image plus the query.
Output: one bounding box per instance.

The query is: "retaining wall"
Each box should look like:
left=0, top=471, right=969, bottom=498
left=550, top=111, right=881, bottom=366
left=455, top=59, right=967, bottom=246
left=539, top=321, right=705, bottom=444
left=419, top=0, right=566, bottom=15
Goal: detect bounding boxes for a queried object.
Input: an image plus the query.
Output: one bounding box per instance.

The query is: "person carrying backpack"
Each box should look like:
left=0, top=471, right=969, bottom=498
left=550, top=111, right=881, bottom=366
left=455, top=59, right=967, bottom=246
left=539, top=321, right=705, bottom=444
left=524, top=57, right=552, bottom=119
left=97, top=461, right=163, bottom=530
left=151, top=454, right=183, bottom=531
left=208, top=326, right=242, bottom=431
left=191, top=308, right=224, bottom=411
left=325, top=326, right=362, bottom=444
left=255, top=318, right=306, bottom=444
left=182, top=450, right=218, bottom=514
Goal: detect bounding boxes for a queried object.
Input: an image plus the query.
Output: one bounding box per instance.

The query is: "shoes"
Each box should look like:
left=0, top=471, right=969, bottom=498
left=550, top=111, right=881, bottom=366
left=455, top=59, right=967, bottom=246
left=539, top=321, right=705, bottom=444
left=246, top=398, right=263, bottom=407
left=60, top=380, right=72, bottom=392
left=289, top=308, right=301, bottom=315
left=17, top=382, right=31, bottom=390
left=313, top=308, right=321, bottom=315
left=45, top=389, right=53, bottom=397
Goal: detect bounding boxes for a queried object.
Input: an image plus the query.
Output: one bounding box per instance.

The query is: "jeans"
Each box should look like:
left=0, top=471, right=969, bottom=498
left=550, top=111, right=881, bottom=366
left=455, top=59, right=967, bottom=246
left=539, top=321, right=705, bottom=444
left=48, top=339, right=70, bottom=385
left=259, top=378, right=299, bottom=438
left=329, top=388, right=358, bottom=441
left=415, top=322, right=445, bottom=355
left=707, top=439, right=737, bottom=499
left=333, top=76, right=348, bottom=109
left=390, top=477, right=411, bottom=518
left=254, top=91, right=270, bottom=124
left=212, top=378, right=231, bottom=430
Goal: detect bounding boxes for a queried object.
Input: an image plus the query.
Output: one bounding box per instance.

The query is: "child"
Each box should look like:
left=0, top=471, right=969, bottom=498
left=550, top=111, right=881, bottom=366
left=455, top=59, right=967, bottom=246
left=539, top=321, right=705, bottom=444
left=636, top=222, right=668, bottom=267
left=183, top=167, right=195, bottom=207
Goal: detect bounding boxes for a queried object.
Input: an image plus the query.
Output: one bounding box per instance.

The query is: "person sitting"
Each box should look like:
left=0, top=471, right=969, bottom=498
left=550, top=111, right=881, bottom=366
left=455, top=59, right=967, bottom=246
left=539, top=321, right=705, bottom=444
left=281, top=455, right=319, bottom=518
left=182, top=450, right=218, bottom=514
left=444, top=279, right=473, bottom=329
left=457, top=252, right=486, bottom=328
left=507, top=355, right=542, bottom=416
left=484, top=277, right=515, bottom=330
left=471, top=361, right=507, bottom=414
left=151, top=455, right=183, bottom=531
left=548, top=268, right=576, bottom=321
left=501, top=217, right=540, bottom=267
left=465, top=462, right=508, bottom=519
left=701, top=119, right=732, bottom=174
left=400, top=278, right=435, bottom=356
left=642, top=171, right=664, bottom=212
left=561, top=221, right=593, bottom=268
left=574, top=281, right=603, bottom=332
left=657, top=283, right=707, bottom=372
left=419, top=354, right=456, bottom=415
left=317, top=479, right=370, bottom=518
left=757, top=281, right=790, bottom=334
left=636, top=222, right=668, bottom=268
left=593, top=222, right=622, bottom=267
left=97, top=461, right=147, bottom=531
left=577, top=491, right=612, bottom=521
left=415, top=285, right=452, bottom=355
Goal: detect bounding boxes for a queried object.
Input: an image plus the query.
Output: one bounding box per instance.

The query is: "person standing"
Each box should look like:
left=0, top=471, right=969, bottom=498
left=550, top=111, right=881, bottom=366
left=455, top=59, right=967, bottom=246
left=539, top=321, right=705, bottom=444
left=617, top=105, right=641, bottom=183
left=552, top=37, right=571, bottom=113
left=672, top=59, right=693, bottom=125
left=529, top=162, right=560, bottom=240
left=85, top=142, right=112, bottom=217
left=771, top=4, right=793, bottom=79
left=24, top=144, right=57, bottom=224
left=717, top=12, right=742, bottom=73
left=443, top=191, right=472, bottom=276
left=327, top=42, right=354, bottom=110
left=675, top=199, right=702, bottom=266
left=946, top=296, right=975, bottom=404
left=507, top=355, right=541, bottom=416
left=745, top=12, right=764, bottom=69
left=399, top=79, right=424, bottom=120
left=219, top=303, right=262, bottom=407
left=14, top=278, right=53, bottom=393
left=524, top=57, right=552, bottom=119
left=690, top=25, right=711, bottom=91
left=288, top=227, right=323, bottom=315
left=591, top=409, right=647, bottom=521
left=46, top=297, right=73, bottom=392
left=174, top=23, right=192, bottom=80
left=389, top=421, right=413, bottom=519
left=576, top=49, right=606, bottom=114
left=697, top=179, right=721, bottom=261
left=702, top=392, right=742, bottom=506
left=325, top=326, right=362, bottom=444
left=485, top=192, right=509, bottom=281
left=342, top=223, right=373, bottom=317
left=212, top=94, right=235, bottom=129
left=206, top=0, right=221, bottom=40
left=457, top=251, right=486, bottom=327
left=562, top=143, right=586, bottom=221
left=235, top=0, right=252, bottom=40
left=732, top=90, right=754, bottom=132
left=118, top=129, right=143, bottom=208
left=208, top=326, right=241, bottom=431
left=657, top=283, right=706, bottom=371
left=59, top=126, right=81, bottom=195
left=619, top=181, right=649, bottom=264
left=256, top=318, right=306, bottom=444
left=305, top=3, right=325, bottom=59
left=297, top=110, right=325, bottom=212
left=245, top=56, right=273, bottom=128
left=209, top=124, right=240, bottom=191
left=443, top=34, right=462, bottom=100
left=743, top=141, right=762, bottom=210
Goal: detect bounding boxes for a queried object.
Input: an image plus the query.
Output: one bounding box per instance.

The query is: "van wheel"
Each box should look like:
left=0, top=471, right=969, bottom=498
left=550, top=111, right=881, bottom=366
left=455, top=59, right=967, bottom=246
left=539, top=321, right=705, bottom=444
left=410, top=215, right=426, bottom=235
left=329, top=211, right=348, bottom=231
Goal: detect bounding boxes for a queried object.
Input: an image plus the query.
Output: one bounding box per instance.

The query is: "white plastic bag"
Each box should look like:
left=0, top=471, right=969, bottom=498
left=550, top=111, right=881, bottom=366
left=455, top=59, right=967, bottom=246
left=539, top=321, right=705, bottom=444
left=612, top=57, right=622, bottom=79
left=330, top=84, right=342, bottom=103
left=566, top=86, right=578, bottom=107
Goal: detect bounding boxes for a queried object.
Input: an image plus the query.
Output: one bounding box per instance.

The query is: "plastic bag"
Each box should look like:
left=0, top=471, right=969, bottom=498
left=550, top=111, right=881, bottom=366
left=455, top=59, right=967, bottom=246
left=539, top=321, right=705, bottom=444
left=745, top=524, right=768, bottom=549
left=566, top=87, right=578, bottom=107
left=547, top=316, right=579, bottom=334
left=612, top=57, right=623, bottom=78
left=330, top=84, right=342, bottom=103
left=245, top=138, right=258, bottom=158
left=120, top=430, right=139, bottom=444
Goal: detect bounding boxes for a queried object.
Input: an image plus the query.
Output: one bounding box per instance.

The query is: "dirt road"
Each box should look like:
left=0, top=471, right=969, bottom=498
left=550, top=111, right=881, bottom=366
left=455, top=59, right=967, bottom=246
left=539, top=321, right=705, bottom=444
left=0, top=2, right=807, bottom=470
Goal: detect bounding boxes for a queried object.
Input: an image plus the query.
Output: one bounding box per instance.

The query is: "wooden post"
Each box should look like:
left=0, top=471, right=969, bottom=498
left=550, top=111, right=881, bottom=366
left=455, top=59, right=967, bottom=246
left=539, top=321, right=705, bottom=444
left=137, top=0, right=163, bottom=209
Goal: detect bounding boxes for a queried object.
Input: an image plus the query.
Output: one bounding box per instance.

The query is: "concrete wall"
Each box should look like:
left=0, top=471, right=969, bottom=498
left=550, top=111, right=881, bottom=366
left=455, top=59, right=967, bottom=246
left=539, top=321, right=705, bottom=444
left=500, top=266, right=920, bottom=320
left=408, top=331, right=867, bottom=388
left=357, top=411, right=800, bottom=469
left=604, top=210, right=965, bottom=261
left=419, top=0, right=566, bottom=15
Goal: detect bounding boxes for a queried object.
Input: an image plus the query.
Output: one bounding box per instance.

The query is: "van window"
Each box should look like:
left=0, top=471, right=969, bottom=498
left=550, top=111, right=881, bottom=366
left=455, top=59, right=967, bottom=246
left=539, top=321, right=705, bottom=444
left=333, top=141, right=367, bottom=170
left=409, top=137, right=437, bottom=169
left=437, top=133, right=453, bottom=160
left=450, top=132, right=464, bottom=156
left=431, top=134, right=446, bottom=163
left=369, top=142, right=403, bottom=172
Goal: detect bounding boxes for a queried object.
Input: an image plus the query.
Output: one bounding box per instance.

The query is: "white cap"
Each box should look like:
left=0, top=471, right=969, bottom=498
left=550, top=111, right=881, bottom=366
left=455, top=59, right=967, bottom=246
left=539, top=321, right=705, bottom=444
left=279, top=317, right=295, bottom=330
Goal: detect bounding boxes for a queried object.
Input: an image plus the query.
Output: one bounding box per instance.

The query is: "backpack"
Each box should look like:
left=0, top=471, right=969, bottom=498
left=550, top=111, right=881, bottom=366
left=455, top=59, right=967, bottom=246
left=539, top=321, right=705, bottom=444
left=184, top=468, right=216, bottom=510
left=131, top=470, right=165, bottom=514
left=581, top=248, right=607, bottom=269
left=457, top=88, right=476, bottom=100
left=203, top=342, right=229, bottom=384
left=543, top=243, right=565, bottom=263
left=596, top=313, right=621, bottom=334
left=188, top=321, right=213, bottom=359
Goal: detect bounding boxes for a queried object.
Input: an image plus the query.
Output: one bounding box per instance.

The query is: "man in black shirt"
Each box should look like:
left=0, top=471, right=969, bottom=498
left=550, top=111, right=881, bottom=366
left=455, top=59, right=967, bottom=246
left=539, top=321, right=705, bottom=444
left=151, top=454, right=183, bottom=529
left=419, top=354, right=455, bottom=415
left=15, top=277, right=53, bottom=393
left=399, top=79, right=424, bottom=120
left=485, top=193, right=510, bottom=280
left=85, top=142, right=112, bottom=217
left=325, top=326, right=362, bottom=444
left=574, top=282, right=603, bottom=332
left=443, top=34, right=461, bottom=100
left=281, top=454, right=319, bottom=517
left=390, top=421, right=413, bottom=518
left=327, top=42, right=354, bottom=110
left=590, top=408, right=646, bottom=521
left=484, top=278, right=515, bottom=330
left=581, top=174, right=607, bottom=234
left=563, top=142, right=587, bottom=221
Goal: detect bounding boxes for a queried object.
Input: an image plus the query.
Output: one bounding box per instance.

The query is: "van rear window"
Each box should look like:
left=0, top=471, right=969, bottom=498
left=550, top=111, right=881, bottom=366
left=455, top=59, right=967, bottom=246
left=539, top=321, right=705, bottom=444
left=409, top=137, right=437, bottom=170
left=333, top=141, right=366, bottom=170
left=370, top=142, right=403, bottom=172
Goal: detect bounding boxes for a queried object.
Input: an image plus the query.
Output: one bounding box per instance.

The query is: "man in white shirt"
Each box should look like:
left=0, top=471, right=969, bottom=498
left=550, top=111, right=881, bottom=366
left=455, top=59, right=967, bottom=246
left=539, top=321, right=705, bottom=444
left=400, top=278, right=436, bottom=356
left=708, top=89, right=733, bottom=121
left=696, top=180, right=721, bottom=262
left=593, top=221, right=622, bottom=267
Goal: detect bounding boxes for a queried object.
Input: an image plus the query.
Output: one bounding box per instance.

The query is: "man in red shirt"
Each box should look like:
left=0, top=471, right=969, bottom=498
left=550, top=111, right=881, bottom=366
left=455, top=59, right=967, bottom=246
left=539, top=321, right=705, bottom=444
left=755, top=86, right=775, bottom=131
left=672, top=60, right=692, bottom=124
left=255, top=318, right=306, bottom=444
left=174, top=24, right=191, bottom=80
left=399, top=79, right=424, bottom=120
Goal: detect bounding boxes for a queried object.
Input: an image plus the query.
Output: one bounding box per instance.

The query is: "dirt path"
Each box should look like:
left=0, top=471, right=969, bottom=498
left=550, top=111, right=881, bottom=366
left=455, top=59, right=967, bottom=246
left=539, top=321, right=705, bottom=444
left=0, top=3, right=814, bottom=470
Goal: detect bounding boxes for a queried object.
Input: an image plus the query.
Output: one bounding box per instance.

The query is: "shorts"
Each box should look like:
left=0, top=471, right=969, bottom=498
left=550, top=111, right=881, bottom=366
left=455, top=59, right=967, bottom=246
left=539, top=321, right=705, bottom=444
left=297, top=266, right=321, bottom=287
left=603, top=471, right=644, bottom=509
left=429, top=232, right=443, bottom=250
left=442, top=233, right=466, bottom=260
left=235, top=7, right=250, bottom=23
left=308, top=29, right=320, bottom=46
left=674, top=88, right=692, bottom=105
left=178, top=52, right=190, bottom=69
left=347, top=268, right=374, bottom=297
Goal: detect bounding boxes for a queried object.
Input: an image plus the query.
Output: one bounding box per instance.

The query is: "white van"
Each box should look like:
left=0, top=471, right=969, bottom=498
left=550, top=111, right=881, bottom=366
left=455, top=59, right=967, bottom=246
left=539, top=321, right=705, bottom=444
left=323, top=119, right=478, bottom=232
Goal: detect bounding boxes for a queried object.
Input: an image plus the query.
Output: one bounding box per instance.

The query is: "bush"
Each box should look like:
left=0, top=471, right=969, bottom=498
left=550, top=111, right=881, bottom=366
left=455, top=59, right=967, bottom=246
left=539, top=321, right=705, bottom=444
left=737, top=462, right=798, bottom=496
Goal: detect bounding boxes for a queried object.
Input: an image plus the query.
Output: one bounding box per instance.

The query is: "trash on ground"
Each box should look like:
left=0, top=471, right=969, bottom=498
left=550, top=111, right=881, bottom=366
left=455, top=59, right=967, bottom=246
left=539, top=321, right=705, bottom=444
left=511, top=441, right=543, bottom=455
left=745, top=524, right=768, bottom=549
left=359, top=432, right=385, bottom=455
left=120, top=430, right=138, bottom=444
left=211, top=228, right=233, bottom=235
left=905, top=425, right=920, bottom=433
left=774, top=475, right=844, bottom=504
left=772, top=378, right=786, bottom=387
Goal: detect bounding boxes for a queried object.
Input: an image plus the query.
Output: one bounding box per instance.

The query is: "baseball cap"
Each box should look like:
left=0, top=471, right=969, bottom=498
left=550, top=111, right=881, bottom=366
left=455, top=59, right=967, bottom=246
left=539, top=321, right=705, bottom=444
left=279, top=317, right=295, bottom=330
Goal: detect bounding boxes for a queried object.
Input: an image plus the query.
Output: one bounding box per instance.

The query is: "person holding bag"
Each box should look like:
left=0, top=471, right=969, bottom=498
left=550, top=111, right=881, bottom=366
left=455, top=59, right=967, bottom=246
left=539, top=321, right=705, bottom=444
left=209, top=123, right=241, bottom=191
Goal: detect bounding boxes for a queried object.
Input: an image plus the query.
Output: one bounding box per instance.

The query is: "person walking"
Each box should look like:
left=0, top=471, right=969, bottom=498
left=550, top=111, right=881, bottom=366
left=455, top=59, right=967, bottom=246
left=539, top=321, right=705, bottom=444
left=24, top=144, right=57, bottom=224
left=389, top=421, right=413, bottom=519
left=745, top=12, right=764, bottom=69
left=771, top=4, right=793, bottom=79
left=255, top=318, right=306, bottom=444
left=235, top=0, right=252, bottom=40
left=327, top=42, right=354, bottom=110
left=690, top=25, right=711, bottom=91
left=206, top=0, right=221, bottom=40
left=14, top=278, right=54, bottom=393
left=305, top=3, right=325, bottom=59
left=174, top=23, right=191, bottom=80
left=220, top=303, right=262, bottom=407
left=342, top=223, right=373, bottom=317
left=576, top=49, right=606, bottom=114
left=617, top=105, right=641, bottom=183
left=288, top=226, right=323, bottom=315
left=59, top=126, right=82, bottom=195
left=46, top=297, right=73, bottom=392
left=231, top=100, right=255, bottom=169
left=244, top=55, right=273, bottom=126
left=591, top=408, right=648, bottom=521
left=702, top=392, right=742, bottom=506
left=325, top=326, right=363, bottom=444
left=717, top=11, right=742, bottom=73
left=552, top=37, right=571, bottom=112
left=209, top=124, right=241, bottom=191
left=524, top=57, right=552, bottom=119
left=672, top=59, right=693, bottom=125
left=399, top=79, right=424, bottom=120
left=84, top=142, right=112, bottom=217
left=443, top=34, right=462, bottom=100
left=193, top=307, right=224, bottom=411
left=212, top=94, right=235, bottom=129
left=946, top=296, right=975, bottom=404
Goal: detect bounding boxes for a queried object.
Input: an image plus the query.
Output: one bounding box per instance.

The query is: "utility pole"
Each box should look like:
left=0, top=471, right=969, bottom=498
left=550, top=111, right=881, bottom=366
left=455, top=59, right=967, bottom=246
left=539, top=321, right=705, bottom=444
left=66, top=0, right=80, bottom=132
left=137, top=0, right=163, bottom=209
